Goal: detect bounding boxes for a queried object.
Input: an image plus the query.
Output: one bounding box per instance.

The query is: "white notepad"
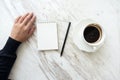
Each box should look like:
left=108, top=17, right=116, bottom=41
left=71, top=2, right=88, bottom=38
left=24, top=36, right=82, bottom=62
left=37, top=23, right=58, bottom=50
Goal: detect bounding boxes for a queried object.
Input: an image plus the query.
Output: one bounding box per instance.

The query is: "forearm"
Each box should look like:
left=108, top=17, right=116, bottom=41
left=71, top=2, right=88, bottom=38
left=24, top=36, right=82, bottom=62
left=0, top=37, right=21, bottom=80
left=0, top=13, right=36, bottom=80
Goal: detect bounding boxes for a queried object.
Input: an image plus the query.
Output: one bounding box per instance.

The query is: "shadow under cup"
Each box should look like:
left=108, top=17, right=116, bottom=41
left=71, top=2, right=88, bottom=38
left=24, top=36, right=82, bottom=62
left=83, top=24, right=102, bottom=44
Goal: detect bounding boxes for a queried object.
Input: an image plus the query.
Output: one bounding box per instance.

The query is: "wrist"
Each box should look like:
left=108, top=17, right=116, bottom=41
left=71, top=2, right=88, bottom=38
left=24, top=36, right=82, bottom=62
left=3, top=37, right=21, bottom=54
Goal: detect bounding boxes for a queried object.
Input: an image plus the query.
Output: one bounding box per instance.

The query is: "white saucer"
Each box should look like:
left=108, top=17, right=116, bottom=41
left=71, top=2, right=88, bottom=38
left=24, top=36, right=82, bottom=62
left=73, top=19, right=105, bottom=52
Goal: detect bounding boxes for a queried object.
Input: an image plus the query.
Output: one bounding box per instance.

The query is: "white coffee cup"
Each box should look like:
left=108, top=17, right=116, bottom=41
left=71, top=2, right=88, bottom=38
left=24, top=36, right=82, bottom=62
left=82, top=23, right=105, bottom=50
left=73, top=19, right=105, bottom=52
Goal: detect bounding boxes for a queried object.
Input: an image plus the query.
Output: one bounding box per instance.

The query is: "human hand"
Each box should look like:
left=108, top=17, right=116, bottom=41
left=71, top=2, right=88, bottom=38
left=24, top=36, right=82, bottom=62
left=10, top=13, right=36, bottom=42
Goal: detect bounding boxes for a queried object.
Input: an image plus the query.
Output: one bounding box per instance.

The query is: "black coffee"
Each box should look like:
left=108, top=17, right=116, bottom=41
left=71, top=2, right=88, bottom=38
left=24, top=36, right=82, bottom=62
left=84, top=25, right=100, bottom=43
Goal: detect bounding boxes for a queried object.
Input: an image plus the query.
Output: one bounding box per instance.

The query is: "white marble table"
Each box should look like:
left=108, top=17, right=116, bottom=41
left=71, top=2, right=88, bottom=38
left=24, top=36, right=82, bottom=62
left=0, top=0, right=120, bottom=80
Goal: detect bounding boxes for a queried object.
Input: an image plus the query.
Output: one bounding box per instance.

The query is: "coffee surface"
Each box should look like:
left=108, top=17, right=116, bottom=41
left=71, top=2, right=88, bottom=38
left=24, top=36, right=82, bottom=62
left=84, top=26, right=100, bottom=43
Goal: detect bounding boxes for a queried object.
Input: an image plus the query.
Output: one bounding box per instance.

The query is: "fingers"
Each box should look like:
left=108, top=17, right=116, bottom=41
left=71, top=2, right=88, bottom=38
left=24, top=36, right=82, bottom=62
left=28, top=25, right=36, bottom=37
left=26, top=15, right=36, bottom=28
left=12, top=13, right=36, bottom=42
left=22, top=13, right=33, bottom=25
left=18, top=13, right=29, bottom=23
left=15, top=12, right=36, bottom=35
left=15, top=16, right=21, bottom=23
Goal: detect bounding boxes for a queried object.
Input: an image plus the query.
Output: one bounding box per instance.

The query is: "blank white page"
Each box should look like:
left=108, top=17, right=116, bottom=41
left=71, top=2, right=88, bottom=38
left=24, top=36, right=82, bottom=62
left=37, top=23, right=58, bottom=50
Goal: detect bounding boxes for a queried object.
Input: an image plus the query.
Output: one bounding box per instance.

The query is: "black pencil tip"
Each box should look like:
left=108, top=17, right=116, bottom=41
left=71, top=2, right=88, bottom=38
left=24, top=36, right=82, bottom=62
left=60, top=55, right=62, bottom=57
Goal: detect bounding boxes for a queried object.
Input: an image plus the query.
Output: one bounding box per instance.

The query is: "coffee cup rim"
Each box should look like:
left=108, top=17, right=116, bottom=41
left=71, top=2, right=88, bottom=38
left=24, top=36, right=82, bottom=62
left=82, top=23, right=105, bottom=46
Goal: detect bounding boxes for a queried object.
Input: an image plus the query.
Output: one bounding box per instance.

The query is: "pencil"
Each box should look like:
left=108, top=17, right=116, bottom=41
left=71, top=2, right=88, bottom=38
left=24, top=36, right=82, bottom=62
left=60, top=22, right=71, bottom=57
